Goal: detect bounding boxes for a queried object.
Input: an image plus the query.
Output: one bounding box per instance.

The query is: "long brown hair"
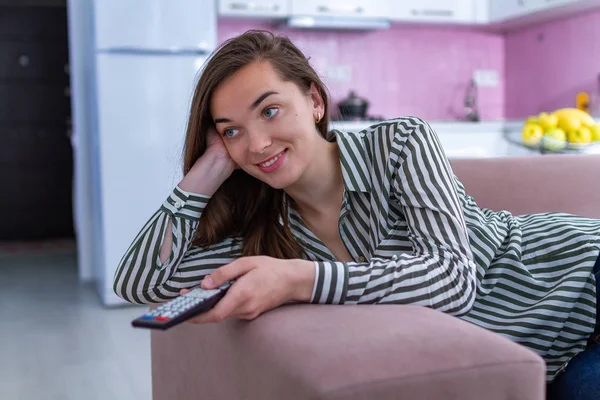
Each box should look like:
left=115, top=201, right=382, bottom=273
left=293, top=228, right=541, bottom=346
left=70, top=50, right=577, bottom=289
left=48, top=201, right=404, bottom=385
left=183, top=30, right=330, bottom=259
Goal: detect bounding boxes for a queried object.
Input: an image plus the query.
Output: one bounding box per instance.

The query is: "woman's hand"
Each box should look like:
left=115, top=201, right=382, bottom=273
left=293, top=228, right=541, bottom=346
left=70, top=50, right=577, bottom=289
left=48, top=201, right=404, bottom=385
left=179, top=256, right=316, bottom=323
left=204, top=126, right=238, bottom=171
left=178, top=127, right=237, bottom=195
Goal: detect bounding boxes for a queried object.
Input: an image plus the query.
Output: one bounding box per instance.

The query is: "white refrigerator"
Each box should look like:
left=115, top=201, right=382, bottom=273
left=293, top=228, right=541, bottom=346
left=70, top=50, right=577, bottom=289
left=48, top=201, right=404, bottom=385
left=69, top=0, right=217, bottom=306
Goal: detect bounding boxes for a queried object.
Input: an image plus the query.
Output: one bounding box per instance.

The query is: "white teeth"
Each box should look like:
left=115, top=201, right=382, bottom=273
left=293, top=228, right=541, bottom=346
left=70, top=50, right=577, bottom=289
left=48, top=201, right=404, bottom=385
left=259, top=152, right=283, bottom=167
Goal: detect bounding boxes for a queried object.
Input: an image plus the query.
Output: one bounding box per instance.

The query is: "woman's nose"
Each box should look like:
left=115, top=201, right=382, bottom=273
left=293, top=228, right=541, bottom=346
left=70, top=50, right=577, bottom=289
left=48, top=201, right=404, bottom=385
left=247, top=130, right=272, bottom=154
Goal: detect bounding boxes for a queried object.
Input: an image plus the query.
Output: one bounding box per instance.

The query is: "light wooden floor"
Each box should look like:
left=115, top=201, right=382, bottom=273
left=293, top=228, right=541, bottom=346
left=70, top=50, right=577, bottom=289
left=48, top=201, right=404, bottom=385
left=0, top=249, right=152, bottom=400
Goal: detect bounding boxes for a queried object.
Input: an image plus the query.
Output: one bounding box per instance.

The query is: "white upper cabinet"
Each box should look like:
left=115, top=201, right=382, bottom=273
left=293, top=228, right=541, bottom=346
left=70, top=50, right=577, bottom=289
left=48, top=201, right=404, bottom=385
left=530, top=0, right=580, bottom=12
left=218, top=0, right=289, bottom=18
left=215, top=0, right=600, bottom=26
left=390, top=0, right=477, bottom=24
left=488, top=0, right=536, bottom=21
left=488, top=0, right=591, bottom=22
left=290, top=0, right=389, bottom=19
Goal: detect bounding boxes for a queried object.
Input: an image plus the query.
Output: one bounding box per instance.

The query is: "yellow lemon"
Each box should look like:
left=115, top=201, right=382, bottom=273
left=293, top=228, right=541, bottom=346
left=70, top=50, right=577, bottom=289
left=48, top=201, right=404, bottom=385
left=567, top=126, right=592, bottom=144
left=537, top=112, right=558, bottom=130
left=554, top=107, right=595, bottom=128
left=542, top=128, right=567, bottom=151
left=557, top=114, right=582, bottom=132
left=589, top=123, right=600, bottom=142
left=521, top=123, right=544, bottom=146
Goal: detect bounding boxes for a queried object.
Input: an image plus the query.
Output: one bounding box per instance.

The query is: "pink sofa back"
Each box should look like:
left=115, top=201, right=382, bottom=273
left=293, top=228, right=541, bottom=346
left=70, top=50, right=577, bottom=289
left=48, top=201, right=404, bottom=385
left=450, top=154, right=600, bottom=218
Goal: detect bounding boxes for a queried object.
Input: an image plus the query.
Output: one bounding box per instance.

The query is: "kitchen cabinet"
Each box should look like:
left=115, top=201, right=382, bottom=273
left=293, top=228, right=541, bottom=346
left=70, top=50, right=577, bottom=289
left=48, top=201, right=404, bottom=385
left=216, top=0, right=600, bottom=27
left=532, top=0, right=579, bottom=12
left=488, top=0, right=588, bottom=22
left=390, top=0, right=477, bottom=24
left=488, top=0, right=532, bottom=22
left=290, top=0, right=389, bottom=19
left=330, top=121, right=516, bottom=158
left=218, top=0, right=289, bottom=18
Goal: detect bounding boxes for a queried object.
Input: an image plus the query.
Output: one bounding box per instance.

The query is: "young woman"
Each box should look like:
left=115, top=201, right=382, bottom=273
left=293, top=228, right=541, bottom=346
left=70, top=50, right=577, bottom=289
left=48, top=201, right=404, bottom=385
left=113, top=30, right=599, bottom=397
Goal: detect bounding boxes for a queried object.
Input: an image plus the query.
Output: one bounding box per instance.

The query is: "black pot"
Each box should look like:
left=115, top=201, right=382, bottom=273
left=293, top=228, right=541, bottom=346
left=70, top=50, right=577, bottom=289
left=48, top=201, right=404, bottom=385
left=338, top=90, right=369, bottom=120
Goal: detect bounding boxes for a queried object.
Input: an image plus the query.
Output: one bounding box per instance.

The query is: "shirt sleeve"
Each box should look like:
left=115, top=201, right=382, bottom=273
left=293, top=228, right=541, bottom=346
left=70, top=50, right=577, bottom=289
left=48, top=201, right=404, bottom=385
left=112, top=185, right=242, bottom=304
left=310, top=117, right=477, bottom=316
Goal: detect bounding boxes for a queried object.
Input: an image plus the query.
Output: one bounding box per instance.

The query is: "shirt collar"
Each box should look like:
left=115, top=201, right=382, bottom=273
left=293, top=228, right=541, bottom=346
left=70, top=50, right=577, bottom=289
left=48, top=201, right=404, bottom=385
left=326, top=129, right=372, bottom=193
left=282, top=129, right=371, bottom=252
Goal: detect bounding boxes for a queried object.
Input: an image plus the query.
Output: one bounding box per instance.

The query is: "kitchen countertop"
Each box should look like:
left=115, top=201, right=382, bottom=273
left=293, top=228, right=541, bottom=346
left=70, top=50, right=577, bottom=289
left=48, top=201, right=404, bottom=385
left=328, top=119, right=525, bottom=134
left=329, top=118, right=600, bottom=134
left=327, top=119, right=600, bottom=157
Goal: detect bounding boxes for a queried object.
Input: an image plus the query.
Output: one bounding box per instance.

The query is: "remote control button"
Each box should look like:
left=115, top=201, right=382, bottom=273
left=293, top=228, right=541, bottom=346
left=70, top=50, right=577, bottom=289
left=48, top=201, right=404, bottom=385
left=156, top=316, right=169, bottom=321
left=141, top=314, right=154, bottom=319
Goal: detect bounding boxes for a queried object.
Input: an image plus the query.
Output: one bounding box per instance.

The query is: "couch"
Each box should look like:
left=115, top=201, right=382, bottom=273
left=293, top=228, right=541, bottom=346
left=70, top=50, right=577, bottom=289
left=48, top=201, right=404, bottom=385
left=151, top=154, right=600, bottom=400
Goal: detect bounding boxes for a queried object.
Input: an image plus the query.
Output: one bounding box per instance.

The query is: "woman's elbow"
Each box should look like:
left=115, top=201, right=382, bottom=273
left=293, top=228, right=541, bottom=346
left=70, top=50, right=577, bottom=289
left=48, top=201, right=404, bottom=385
left=449, top=289, right=476, bottom=317
left=448, top=262, right=477, bottom=316
left=113, top=279, right=138, bottom=304
left=113, top=278, right=171, bottom=305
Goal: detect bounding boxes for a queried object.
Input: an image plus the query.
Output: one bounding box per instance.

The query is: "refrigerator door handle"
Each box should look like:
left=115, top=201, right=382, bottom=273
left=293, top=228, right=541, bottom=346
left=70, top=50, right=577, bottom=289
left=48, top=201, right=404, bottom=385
left=97, top=47, right=211, bottom=56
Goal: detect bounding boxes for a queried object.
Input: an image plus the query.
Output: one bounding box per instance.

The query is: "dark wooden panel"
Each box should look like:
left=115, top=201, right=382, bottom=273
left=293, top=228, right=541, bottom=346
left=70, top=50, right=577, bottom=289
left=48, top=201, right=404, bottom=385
left=2, top=203, right=74, bottom=239
left=0, top=0, right=66, bottom=6
left=0, top=124, right=71, bottom=166
left=0, top=5, right=73, bottom=240
left=0, top=5, right=68, bottom=39
left=0, top=83, right=70, bottom=122
left=0, top=166, right=72, bottom=207
left=0, top=40, right=69, bottom=80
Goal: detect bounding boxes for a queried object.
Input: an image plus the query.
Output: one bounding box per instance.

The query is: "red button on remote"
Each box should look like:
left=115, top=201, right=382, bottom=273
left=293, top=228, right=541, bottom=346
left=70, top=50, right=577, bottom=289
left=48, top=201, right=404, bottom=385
left=155, top=317, right=169, bottom=321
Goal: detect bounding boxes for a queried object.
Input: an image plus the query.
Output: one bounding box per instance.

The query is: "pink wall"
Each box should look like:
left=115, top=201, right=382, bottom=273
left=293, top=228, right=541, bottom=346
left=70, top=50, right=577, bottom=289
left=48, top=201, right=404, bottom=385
left=218, top=19, right=505, bottom=121
left=505, top=9, right=600, bottom=118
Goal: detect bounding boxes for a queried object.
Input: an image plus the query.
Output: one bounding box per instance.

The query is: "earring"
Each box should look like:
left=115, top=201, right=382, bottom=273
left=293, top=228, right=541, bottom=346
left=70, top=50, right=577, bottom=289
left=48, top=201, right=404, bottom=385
left=316, top=113, right=321, bottom=123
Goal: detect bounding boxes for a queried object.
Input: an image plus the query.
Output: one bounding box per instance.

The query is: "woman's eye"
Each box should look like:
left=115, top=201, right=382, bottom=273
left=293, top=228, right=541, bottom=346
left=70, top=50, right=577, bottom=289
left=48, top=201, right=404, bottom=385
left=223, top=128, right=239, bottom=138
left=263, top=107, right=278, bottom=119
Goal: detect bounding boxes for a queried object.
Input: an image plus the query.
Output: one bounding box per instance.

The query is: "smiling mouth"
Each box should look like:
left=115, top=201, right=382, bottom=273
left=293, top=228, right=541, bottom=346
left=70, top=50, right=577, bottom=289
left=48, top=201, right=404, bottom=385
left=256, top=149, right=286, bottom=167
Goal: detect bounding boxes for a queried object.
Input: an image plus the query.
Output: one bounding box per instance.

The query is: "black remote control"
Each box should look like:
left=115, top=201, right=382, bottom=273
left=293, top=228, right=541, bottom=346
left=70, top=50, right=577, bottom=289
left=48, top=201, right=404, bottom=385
left=131, top=281, right=233, bottom=330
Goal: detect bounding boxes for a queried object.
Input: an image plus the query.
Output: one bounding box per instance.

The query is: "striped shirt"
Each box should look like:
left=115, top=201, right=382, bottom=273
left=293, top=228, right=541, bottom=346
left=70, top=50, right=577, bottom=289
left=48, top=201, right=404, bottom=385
left=113, top=116, right=600, bottom=382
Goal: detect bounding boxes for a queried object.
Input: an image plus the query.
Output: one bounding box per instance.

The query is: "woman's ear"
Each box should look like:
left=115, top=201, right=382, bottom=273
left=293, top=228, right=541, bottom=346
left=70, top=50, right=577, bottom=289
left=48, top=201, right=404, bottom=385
left=308, top=82, right=325, bottom=117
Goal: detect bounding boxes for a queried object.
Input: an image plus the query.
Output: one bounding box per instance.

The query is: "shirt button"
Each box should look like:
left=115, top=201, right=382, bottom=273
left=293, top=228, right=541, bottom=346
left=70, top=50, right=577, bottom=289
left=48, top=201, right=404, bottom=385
left=174, top=201, right=183, bottom=209
left=358, top=255, right=366, bottom=262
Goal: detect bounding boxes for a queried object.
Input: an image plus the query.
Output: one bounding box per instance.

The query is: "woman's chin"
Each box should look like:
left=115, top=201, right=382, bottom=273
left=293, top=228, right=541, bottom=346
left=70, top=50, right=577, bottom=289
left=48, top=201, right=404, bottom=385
left=261, top=170, right=300, bottom=190
left=264, top=177, right=293, bottom=190
left=246, top=163, right=299, bottom=190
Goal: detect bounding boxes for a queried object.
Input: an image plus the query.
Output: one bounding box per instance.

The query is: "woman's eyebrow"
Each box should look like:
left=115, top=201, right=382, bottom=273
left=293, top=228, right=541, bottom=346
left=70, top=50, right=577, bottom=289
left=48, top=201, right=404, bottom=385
left=214, top=91, right=279, bottom=124
left=249, top=91, right=278, bottom=111
left=214, top=117, right=231, bottom=124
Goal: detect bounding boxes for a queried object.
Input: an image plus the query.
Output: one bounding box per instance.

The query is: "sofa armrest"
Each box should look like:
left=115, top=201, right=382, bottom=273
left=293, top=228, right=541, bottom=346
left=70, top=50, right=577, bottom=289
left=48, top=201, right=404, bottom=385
left=152, top=304, right=545, bottom=400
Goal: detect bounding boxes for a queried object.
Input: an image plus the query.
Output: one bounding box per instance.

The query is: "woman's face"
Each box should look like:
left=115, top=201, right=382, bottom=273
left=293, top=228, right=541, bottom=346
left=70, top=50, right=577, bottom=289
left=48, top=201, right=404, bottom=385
left=210, top=61, right=325, bottom=190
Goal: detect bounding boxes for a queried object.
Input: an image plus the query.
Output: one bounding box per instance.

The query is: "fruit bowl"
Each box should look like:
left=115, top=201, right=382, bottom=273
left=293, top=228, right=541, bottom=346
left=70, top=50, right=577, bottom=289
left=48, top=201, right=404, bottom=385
left=505, top=130, right=600, bottom=154
left=515, top=108, right=600, bottom=154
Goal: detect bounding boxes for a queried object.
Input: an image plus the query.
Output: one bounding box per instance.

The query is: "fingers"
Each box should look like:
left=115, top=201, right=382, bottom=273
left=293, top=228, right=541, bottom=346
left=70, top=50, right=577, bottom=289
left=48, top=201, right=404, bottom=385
left=202, top=257, right=260, bottom=289
left=187, top=281, right=255, bottom=324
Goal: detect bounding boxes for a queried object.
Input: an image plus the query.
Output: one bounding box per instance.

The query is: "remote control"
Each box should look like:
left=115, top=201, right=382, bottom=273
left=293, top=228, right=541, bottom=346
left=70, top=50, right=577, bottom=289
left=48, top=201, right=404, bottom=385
left=131, top=281, right=233, bottom=330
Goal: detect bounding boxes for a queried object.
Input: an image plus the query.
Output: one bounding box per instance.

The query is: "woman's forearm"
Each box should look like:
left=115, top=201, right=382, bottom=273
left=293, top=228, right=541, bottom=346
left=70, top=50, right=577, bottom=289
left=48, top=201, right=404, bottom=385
left=159, top=151, right=235, bottom=263
left=288, top=259, right=317, bottom=303
left=178, top=150, right=236, bottom=196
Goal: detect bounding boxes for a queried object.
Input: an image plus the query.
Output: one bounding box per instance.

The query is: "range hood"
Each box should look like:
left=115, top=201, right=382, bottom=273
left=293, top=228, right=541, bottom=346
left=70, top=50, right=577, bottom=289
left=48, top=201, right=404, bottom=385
left=286, top=16, right=391, bottom=30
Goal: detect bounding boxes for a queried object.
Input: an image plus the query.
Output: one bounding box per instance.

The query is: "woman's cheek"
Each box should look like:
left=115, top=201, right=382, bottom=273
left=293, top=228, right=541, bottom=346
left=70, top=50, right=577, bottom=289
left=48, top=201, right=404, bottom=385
left=225, top=143, right=245, bottom=165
